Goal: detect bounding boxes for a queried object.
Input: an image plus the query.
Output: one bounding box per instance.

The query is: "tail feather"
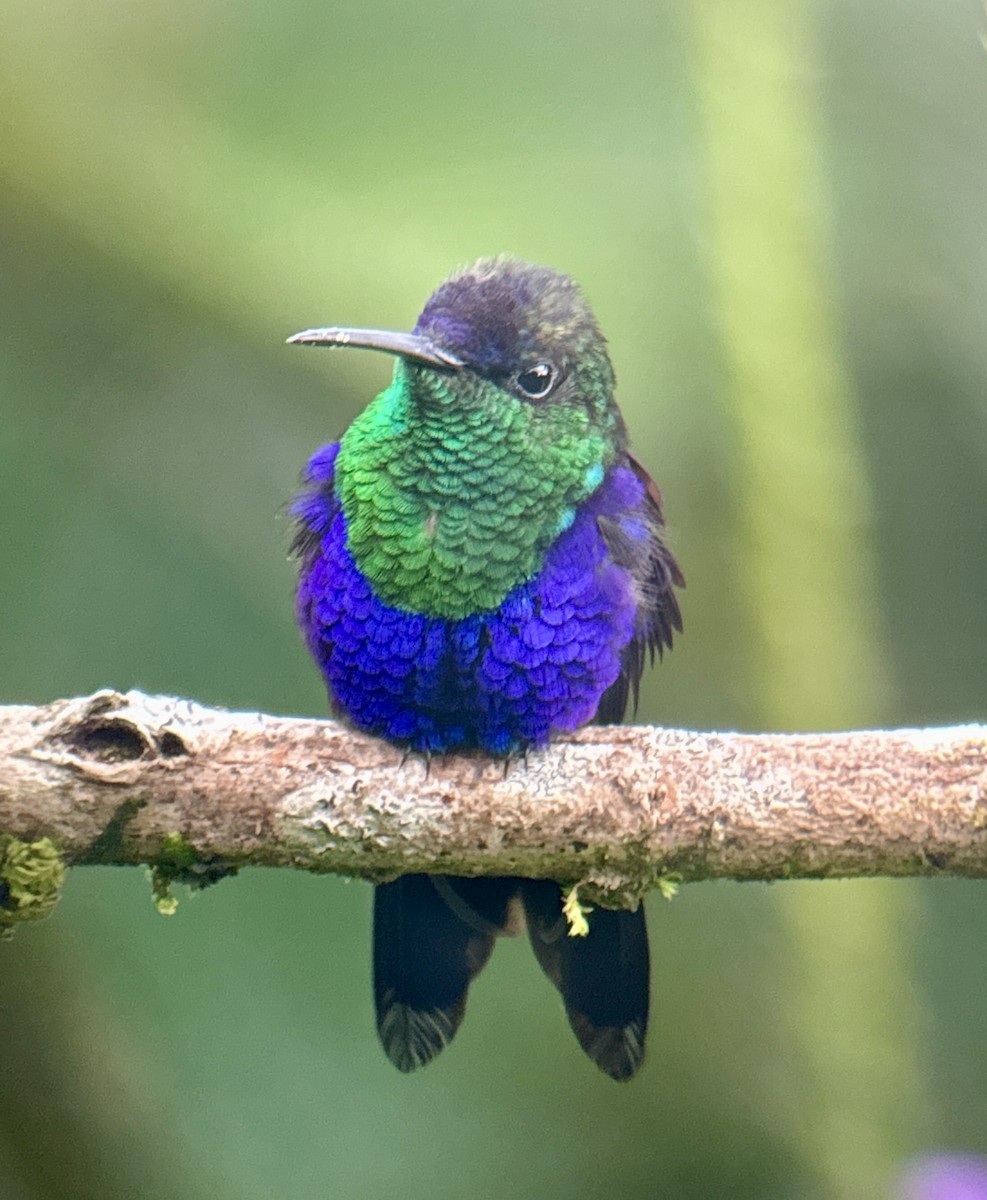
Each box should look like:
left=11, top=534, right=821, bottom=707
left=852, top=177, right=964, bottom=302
left=373, top=875, right=518, bottom=1072
left=521, top=880, right=650, bottom=1081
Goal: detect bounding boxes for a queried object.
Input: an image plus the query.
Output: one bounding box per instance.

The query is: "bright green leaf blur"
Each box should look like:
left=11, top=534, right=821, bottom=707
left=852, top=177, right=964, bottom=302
left=1, top=1, right=986, bottom=1197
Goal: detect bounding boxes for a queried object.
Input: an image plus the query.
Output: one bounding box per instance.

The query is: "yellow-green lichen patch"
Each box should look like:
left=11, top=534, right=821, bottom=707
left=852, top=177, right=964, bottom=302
left=149, top=832, right=238, bottom=916
left=0, top=836, right=67, bottom=936
left=562, top=884, right=592, bottom=937
left=159, top=832, right=198, bottom=869
left=149, top=869, right=180, bottom=916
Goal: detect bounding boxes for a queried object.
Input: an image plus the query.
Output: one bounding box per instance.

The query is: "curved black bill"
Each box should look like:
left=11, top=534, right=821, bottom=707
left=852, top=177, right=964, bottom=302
left=286, top=326, right=463, bottom=369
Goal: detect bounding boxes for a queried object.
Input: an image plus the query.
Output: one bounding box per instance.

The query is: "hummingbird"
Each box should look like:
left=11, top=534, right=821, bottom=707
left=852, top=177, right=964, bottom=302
left=289, top=257, right=683, bottom=1080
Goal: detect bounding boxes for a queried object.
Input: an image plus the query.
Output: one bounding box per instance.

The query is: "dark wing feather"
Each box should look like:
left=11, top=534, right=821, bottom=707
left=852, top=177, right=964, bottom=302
left=289, top=443, right=341, bottom=564
left=595, top=450, right=684, bottom=724
left=290, top=447, right=341, bottom=648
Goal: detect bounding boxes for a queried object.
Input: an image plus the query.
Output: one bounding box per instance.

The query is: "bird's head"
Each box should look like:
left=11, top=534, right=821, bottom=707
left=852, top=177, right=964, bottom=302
left=288, top=258, right=627, bottom=617
left=289, top=256, right=625, bottom=452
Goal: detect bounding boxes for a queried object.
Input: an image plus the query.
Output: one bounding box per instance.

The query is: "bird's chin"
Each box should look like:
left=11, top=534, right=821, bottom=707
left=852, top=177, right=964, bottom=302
left=401, top=359, right=468, bottom=408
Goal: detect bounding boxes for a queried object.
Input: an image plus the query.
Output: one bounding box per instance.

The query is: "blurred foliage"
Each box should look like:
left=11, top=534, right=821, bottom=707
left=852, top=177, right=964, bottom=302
left=1, top=0, right=986, bottom=1197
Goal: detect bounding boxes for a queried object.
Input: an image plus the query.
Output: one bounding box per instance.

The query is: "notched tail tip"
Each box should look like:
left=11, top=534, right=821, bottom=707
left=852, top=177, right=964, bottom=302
left=568, top=1013, right=647, bottom=1082
left=376, top=994, right=463, bottom=1073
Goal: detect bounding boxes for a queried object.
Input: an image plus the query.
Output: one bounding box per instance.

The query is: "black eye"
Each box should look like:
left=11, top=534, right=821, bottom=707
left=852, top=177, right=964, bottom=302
left=514, top=362, right=557, bottom=399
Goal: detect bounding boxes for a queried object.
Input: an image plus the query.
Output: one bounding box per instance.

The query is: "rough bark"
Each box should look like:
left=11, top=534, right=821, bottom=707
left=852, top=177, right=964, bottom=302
left=0, top=690, right=985, bottom=907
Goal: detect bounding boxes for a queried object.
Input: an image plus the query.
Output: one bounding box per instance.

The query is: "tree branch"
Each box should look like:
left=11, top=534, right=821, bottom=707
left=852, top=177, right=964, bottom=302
left=0, top=690, right=985, bottom=909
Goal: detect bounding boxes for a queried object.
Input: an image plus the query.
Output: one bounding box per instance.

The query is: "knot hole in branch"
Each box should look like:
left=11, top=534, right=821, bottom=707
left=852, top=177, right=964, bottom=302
left=57, top=698, right=190, bottom=765
left=157, top=730, right=189, bottom=758
left=71, top=718, right=150, bottom=762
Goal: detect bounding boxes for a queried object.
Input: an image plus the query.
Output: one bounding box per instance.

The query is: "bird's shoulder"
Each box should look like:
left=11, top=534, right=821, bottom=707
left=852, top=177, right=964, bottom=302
left=594, top=451, right=684, bottom=724
left=290, top=442, right=341, bottom=561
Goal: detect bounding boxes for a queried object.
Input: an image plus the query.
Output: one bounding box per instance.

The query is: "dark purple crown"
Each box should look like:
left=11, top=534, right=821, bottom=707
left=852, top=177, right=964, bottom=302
left=413, top=257, right=602, bottom=375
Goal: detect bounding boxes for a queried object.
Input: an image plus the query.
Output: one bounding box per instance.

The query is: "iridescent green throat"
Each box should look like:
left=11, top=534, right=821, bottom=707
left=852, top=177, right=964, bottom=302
left=335, top=363, right=613, bottom=619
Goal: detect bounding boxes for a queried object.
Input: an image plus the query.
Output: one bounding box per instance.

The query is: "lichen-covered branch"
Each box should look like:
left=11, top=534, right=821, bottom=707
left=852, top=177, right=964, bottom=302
left=0, top=690, right=985, bottom=917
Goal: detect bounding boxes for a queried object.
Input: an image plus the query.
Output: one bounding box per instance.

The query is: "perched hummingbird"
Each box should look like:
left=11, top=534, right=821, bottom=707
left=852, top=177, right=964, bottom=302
left=289, top=258, right=683, bottom=1080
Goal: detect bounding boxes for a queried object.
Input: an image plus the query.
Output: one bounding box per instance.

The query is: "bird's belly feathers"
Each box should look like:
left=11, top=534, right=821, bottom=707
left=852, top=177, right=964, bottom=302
left=297, top=483, right=641, bottom=755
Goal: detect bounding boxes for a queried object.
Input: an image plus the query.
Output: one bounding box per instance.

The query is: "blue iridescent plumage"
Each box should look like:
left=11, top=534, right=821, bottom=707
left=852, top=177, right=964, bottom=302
left=293, top=448, right=668, bottom=754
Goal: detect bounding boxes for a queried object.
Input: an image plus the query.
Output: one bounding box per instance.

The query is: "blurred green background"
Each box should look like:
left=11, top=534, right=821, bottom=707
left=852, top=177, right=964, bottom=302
left=1, top=0, right=986, bottom=1197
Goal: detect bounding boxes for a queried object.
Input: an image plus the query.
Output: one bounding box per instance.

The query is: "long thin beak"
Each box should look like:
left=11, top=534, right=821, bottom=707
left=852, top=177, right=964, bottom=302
left=286, top=326, right=463, bottom=369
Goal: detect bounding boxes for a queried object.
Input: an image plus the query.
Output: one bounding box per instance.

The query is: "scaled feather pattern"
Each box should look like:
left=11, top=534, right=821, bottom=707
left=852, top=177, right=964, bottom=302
left=293, top=443, right=671, bottom=754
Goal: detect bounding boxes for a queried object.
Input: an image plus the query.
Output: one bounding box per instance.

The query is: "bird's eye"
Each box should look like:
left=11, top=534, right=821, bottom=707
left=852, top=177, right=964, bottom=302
left=514, top=362, right=558, bottom=399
